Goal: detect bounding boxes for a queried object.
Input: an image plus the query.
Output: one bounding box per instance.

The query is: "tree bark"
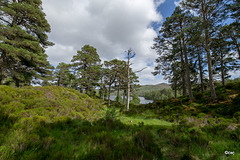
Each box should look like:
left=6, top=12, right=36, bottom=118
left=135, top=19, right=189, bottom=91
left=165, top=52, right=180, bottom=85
left=205, top=45, right=217, bottom=100
left=201, top=1, right=217, bottom=101
left=180, top=43, right=186, bottom=96
left=126, top=51, right=130, bottom=111
left=181, top=27, right=193, bottom=100
left=123, top=90, right=126, bottom=105
left=220, top=51, right=225, bottom=86
left=197, top=47, right=204, bottom=92
left=116, top=85, right=120, bottom=103
left=108, top=84, right=111, bottom=106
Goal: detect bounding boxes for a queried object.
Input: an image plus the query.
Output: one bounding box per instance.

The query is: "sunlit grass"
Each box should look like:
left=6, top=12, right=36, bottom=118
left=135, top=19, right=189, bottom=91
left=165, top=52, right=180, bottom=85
left=113, top=108, right=173, bottom=126
left=119, top=115, right=173, bottom=126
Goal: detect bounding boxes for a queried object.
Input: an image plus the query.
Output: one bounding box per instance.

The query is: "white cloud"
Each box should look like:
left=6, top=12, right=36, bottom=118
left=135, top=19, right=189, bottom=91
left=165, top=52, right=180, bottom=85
left=174, top=0, right=182, bottom=6
left=154, top=0, right=166, bottom=7
left=229, top=70, right=240, bottom=79
left=42, top=0, right=166, bottom=85
left=46, top=43, right=75, bottom=66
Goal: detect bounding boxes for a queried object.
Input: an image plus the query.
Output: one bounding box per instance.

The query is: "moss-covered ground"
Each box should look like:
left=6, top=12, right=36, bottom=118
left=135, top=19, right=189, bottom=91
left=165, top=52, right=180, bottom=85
left=0, top=83, right=240, bottom=159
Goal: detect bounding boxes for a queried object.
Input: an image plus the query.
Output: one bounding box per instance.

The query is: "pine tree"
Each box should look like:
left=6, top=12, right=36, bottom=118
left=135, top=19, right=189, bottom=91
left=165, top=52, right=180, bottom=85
left=71, top=45, right=102, bottom=95
left=211, top=31, right=237, bottom=86
left=104, top=59, right=121, bottom=106
left=153, top=7, right=195, bottom=99
left=114, top=60, right=127, bottom=103
left=0, top=0, right=53, bottom=87
left=54, top=62, right=75, bottom=87
left=171, top=7, right=193, bottom=100
left=226, top=0, right=240, bottom=58
left=185, top=16, right=207, bottom=93
left=181, top=0, right=228, bottom=100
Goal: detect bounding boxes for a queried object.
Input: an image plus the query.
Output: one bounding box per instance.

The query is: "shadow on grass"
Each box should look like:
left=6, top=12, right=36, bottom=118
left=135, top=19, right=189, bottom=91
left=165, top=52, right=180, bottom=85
left=1, top=117, right=165, bottom=160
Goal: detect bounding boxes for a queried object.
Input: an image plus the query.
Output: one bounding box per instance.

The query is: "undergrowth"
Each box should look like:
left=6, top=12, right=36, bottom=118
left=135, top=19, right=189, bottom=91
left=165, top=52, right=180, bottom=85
left=1, top=84, right=240, bottom=159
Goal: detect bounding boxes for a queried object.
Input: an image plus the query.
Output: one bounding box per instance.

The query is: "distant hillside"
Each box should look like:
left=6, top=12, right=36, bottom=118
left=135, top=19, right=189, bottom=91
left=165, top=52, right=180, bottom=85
left=111, top=83, right=171, bottom=97
left=136, top=83, right=171, bottom=93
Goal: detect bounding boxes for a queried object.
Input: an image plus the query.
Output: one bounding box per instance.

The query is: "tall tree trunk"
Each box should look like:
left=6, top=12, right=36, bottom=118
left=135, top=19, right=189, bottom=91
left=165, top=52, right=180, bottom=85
left=126, top=54, right=130, bottom=111
left=201, top=0, right=217, bottom=101
left=174, top=88, right=177, bottom=98
left=102, top=88, right=105, bottom=101
left=206, top=46, right=217, bottom=100
left=180, top=43, right=186, bottom=96
left=116, top=85, right=120, bottom=103
left=108, top=84, right=111, bottom=107
left=123, top=90, right=126, bottom=105
left=181, top=35, right=193, bottom=100
left=220, top=51, right=225, bottom=86
left=197, top=47, right=204, bottom=92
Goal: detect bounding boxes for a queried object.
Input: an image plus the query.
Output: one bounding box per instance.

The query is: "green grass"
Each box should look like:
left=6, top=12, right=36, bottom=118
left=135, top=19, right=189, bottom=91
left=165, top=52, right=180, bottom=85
left=1, top=85, right=240, bottom=159
left=119, top=115, right=173, bottom=126
left=112, top=108, right=173, bottom=126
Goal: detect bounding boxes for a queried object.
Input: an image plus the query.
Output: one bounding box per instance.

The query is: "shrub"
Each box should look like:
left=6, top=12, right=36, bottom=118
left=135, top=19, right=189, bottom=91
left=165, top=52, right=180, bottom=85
left=197, top=113, right=207, bottom=119
left=134, top=130, right=162, bottom=159
left=228, top=94, right=240, bottom=115
left=194, top=92, right=206, bottom=103
left=105, top=106, right=118, bottom=121
left=225, top=82, right=240, bottom=91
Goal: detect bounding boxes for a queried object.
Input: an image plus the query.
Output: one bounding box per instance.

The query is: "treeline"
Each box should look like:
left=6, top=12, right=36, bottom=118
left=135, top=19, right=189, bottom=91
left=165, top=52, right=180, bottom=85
left=0, top=1, right=139, bottom=109
left=138, top=88, right=174, bottom=101
left=152, top=0, right=239, bottom=101
left=49, top=45, right=140, bottom=107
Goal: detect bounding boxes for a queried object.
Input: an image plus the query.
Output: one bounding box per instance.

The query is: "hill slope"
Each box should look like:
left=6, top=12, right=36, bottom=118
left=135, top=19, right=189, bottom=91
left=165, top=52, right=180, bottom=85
left=0, top=85, right=170, bottom=160
left=0, top=85, right=106, bottom=121
left=0, top=85, right=107, bottom=159
left=137, top=83, right=171, bottom=93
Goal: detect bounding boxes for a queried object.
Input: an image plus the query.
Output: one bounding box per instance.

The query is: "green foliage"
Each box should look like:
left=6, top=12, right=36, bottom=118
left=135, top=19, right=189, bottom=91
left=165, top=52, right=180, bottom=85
left=54, top=62, right=76, bottom=88
left=140, top=88, right=174, bottom=101
left=136, top=83, right=171, bottom=95
left=0, top=0, right=53, bottom=87
left=105, top=106, right=118, bottom=121
left=215, top=86, right=229, bottom=101
left=1, top=84, right=240, bottom=159
left=193, top=92, right=211, bottom=104
left=71, top=45, right=102, bottom=94
left=225, top=82, right=240, bottom=91
left=130, top=94, right=140, bottom=105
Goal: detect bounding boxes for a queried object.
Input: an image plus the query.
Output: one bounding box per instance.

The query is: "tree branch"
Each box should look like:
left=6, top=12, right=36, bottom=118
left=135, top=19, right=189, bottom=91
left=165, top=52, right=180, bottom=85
left=134, top=67, right=147, bottom=73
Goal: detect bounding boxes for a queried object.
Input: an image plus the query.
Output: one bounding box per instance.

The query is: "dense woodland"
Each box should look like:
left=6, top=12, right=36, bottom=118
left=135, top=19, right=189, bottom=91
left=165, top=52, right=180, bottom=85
left=0, top=0, right=240, bottom=159
left=152, top=0, right=240, bottom=101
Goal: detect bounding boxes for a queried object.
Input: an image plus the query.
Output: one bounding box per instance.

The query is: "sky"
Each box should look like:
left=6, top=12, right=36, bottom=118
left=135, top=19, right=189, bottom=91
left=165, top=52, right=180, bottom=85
left=41, top=0, right=181, bottom=85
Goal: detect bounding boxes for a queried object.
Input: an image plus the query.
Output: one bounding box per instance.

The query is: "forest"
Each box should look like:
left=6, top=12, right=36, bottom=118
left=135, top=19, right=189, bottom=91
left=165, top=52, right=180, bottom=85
left=0, top=0, right=240, bottom=159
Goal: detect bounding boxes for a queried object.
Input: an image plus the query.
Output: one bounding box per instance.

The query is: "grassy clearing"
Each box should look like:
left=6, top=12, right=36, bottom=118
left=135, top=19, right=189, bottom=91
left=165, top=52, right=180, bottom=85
left=113, top=108, right=173, bottom=126
left=120, top=115, right=173, bottom=126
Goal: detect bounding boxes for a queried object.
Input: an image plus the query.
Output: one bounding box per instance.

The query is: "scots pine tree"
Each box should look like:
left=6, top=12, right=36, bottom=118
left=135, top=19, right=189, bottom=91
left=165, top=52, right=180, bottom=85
left=0, top=0, right=53, bottom=87
left=71, top=45, right=102, bottom=95
left=181, top=0, right=228, bottom=100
